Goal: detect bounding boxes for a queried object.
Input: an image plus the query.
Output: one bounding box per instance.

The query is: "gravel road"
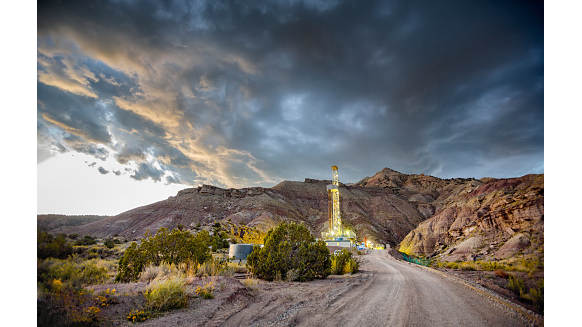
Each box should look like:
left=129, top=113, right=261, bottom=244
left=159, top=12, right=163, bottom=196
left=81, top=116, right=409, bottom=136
left=119, top=250, right=533, bottom=326
left=223, top=250, right=530, bottom=327
left=300, top=250, right=529, bottom=327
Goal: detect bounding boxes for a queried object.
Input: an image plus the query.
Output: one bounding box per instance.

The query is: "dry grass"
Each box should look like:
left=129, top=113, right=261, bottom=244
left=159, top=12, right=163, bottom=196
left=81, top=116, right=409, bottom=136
left=139, top=262, right=182, bottom=283
left=144, top=276, right=188, bottom=312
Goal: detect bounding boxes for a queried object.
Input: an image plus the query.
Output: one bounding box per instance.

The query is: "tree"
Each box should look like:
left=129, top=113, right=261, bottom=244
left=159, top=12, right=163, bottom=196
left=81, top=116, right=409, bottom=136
left=247, top=222, right=331, bottom=281
left=116, top=228, right=212, bottom=282
left=37, top=230, right=73, bottom=260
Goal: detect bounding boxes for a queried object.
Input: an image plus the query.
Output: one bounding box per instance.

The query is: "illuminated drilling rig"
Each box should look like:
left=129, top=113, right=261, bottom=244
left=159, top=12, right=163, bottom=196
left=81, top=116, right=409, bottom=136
left=323, top=165, right=356, bottom=244
left=327, top=165, right=342, bottom=236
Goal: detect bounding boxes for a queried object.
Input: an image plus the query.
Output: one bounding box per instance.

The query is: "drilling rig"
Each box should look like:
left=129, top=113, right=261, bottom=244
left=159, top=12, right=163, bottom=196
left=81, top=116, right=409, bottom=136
left=323, top=165, right=356, bottom=246
left=327, top=165, right=342, bottom=237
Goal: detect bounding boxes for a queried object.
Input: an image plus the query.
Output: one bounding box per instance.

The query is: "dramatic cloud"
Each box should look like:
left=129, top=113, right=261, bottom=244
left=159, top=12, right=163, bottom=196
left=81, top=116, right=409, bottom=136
left=37, top=0, right=543, bottom=190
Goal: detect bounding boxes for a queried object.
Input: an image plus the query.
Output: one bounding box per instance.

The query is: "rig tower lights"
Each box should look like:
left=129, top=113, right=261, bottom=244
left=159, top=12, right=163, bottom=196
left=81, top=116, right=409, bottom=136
left=327, top=165, right=342, bottom=237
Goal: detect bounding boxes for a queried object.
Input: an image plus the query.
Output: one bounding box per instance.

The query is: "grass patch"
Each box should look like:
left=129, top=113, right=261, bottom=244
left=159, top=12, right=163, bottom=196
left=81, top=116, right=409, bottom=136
left=144, top=277, right=188, bottom=312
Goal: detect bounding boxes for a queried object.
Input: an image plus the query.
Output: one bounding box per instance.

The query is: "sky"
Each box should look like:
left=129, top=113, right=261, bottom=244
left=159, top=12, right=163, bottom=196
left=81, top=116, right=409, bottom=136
left=35, top=0, right=545, bottom=215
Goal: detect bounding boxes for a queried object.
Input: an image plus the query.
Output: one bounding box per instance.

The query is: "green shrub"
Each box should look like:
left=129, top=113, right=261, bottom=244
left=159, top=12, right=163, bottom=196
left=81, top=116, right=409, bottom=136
left=38, top=230, right=73, bottom=260
left=38, top=257, right=112, bottom=289
left=75, top=236, right=97, bottom=246
left=127, top=308, right=153, bottom=323
left=530, top=279, right=544, bottom=314
left=508, top=274, right=526, bottom=298
left=330, top=249, right=359, bottom=275
left=195, top=281, right=215, bottom=299
left=144, top=277, right=188, bottom=312
left=247, top=222, right=331, bottom=282
left=116, top=242, right=146, bottom=283
left=103, top=238, right=115, bottom=249
left=116, top=228, right=212, bottom=282
left=478, top=260, right=502, bottom=271
left=459, top=262, right=476, bottom=271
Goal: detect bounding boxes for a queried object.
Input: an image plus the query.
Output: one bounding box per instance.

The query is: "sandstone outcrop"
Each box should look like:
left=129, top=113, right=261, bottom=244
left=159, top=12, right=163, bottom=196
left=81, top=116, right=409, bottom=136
left=397, top=174, right=543, bottom=261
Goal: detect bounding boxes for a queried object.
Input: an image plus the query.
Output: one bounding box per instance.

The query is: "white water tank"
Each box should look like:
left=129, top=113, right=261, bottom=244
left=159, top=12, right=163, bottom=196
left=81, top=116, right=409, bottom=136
left=229, top=244, right=255, bottom=260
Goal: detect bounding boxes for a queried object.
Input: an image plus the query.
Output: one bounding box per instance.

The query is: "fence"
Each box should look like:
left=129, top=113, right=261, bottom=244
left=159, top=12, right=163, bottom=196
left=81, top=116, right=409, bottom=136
left=401, top=253, right=431, bottom=267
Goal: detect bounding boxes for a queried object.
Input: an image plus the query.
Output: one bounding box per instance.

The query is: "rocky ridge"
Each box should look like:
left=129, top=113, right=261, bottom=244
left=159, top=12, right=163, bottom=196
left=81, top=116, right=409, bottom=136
left=51, top=168, right=543, bottom=261
left=398, top=174, right=544, bottom=261
left=55, top=177, right=428, bottom=246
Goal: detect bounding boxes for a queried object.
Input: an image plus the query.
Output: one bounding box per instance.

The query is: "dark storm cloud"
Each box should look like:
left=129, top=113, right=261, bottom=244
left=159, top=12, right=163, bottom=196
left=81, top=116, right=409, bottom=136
left=37, top=0, right=544, bottom=186
left=130, top=162, right=164, bottom=182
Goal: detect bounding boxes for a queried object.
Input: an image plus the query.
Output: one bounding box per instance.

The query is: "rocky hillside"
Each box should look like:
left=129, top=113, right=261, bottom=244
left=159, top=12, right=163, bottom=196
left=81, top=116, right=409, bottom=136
left=50, top=167, right=543, bottom=261
left=398, top=174, right=544, bottom=261
left=52, top=178, right=429, bottom=246
left=37, top=214, right=109, bottom=231
left=355, top=168, right=484, bottom=219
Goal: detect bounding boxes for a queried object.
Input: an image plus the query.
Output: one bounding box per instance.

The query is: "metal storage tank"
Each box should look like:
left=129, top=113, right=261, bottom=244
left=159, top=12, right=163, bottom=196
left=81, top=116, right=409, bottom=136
left=229, top=244, right=255, bottom=260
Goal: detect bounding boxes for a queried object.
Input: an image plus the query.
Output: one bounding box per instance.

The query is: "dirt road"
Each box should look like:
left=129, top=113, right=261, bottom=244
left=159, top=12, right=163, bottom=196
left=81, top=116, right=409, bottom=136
left=220, top=250, right=529, bottom=327
left=122, top=250, right=533, bottom=327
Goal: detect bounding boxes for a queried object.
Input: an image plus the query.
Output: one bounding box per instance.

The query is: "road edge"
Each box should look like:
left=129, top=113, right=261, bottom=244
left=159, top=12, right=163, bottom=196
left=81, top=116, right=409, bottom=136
left=384, top=250, right=544, bottom=327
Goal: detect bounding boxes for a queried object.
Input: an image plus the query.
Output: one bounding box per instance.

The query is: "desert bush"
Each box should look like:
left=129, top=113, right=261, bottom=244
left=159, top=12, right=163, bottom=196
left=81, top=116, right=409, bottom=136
left=104, top=238, right=116, bottom=249
left=241, top=278, right=259, bottom=291
left=38, top=230, right=73, bottom=260
left=494, top=269, right=509, bottom=278
left=37, top=277, right=101, bottom=327
left=144, top=277, right=188, bottom=312
left=529, top=279, right=544, bottom=314
left=139, top=262, right=182, bottom=283
left=75, top=235, right=97, bottom=246
left=116, top=228, right=212, bottom=282
left=330, top=249, right=359, bottom=275
left=38, top=256, right=116, bottom=292
left=195, top=281, right=215, bottom=299
left=95, top=288, right=118, bottom=307
left=116, top=242, right=146, bottom=282
left=38, top=256, right=119, bottom=327
left=343, top=257, right=358, bottom=274
left=459, top=262, right=477, bottom=271
left=478, top=260, right=503, bottom=271
left=436, top=261, right=459, bottom=269
left=515, top=258, right=543, bottom=274
left=246, top=222, right=331, bottom=282
left=126, top=308, right=153, bottom=323
left=508, top=274, right=527, bottom=298
left=195, top=257, right=236, bottom=277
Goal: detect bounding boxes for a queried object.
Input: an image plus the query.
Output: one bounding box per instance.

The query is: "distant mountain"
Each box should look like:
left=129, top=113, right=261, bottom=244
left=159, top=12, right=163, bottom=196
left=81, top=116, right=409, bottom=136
left=51, top=178, right=426, bottom=246
left=50, top=168, right=543, bottom=262
left=37, top=214, right=109, bottom=232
